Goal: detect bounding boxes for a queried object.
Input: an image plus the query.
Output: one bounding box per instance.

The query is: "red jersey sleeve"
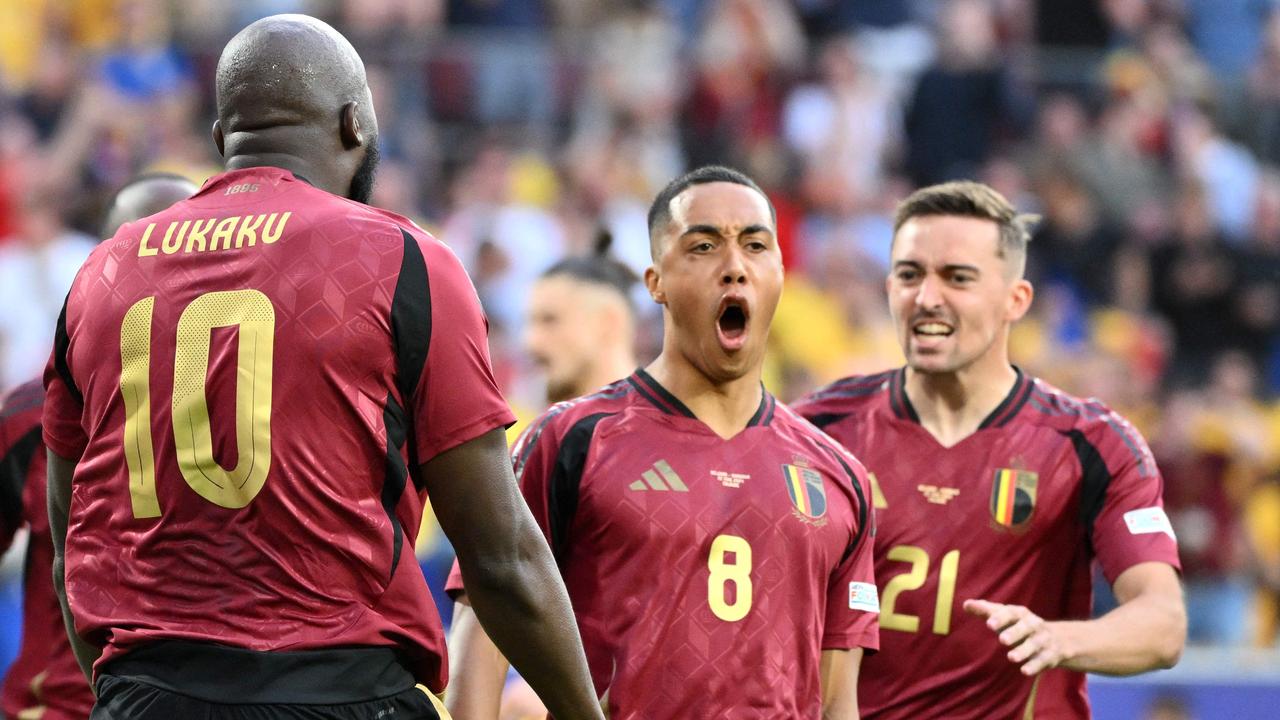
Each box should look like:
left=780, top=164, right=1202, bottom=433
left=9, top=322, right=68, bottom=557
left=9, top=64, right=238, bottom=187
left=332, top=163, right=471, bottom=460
left=445, top=559, right=465, bottom=599
left=0, top=393, right=34, bottom=551
left=42, top=295, right=88, bottom=460
left=406, top=234, right=515, bottom=462
left=820, top=451, right=879, bottom=652
left=1081, top=410, right=1181, bottom=584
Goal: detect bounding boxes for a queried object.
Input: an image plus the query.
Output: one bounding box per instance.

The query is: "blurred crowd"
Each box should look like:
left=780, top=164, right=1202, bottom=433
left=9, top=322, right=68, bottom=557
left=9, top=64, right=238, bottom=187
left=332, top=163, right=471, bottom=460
left=0, top=0, right=1278, bottom=649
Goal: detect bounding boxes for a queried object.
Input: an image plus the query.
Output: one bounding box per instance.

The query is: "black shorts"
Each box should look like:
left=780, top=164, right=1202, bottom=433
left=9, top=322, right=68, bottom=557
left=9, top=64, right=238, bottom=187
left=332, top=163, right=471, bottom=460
left=90, top=641, right=449, bottom=720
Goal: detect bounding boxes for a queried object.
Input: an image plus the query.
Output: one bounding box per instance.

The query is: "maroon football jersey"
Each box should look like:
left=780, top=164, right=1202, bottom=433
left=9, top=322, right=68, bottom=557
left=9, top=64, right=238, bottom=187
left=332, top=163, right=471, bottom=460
left=0, top=379, right=95, bottom=720
left=449, top=370, right=878, bottom=719
left=41, top=167, right=514, bottom=691
left=794, top=368, right=1181, bottom=719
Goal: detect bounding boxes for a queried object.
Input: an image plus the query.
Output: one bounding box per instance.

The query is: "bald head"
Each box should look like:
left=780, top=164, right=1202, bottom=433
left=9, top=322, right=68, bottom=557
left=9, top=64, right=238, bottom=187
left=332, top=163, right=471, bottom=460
left=101, top=174, right=199, bottom=238
left=213, top=14, right=379, bottom=202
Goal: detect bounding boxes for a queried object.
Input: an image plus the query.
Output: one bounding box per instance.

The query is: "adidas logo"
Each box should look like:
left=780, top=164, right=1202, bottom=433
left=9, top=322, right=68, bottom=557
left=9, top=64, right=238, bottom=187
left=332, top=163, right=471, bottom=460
left=629, top=460, right=688, bottom=492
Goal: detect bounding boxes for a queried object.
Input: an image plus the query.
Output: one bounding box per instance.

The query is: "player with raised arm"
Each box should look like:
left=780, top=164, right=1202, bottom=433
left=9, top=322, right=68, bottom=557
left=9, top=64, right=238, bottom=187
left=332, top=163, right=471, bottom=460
left=794, top=181, right=1185, bottom=718
left=446, top=165, right=879, bottom=720
left=0, top=172, right=197, bottom=720
left=43, top=15, right=602, bottom=720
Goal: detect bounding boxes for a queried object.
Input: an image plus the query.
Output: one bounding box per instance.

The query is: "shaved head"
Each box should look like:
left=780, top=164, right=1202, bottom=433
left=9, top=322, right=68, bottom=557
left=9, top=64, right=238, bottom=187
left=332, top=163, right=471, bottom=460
left=213, top=14, right=379, bottom=202
left=101, top=173, right=199, bottom=238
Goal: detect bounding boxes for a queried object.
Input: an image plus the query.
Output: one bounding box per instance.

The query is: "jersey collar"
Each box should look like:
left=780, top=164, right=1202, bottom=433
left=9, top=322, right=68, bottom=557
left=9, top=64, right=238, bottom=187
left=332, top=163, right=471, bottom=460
left=891, top=366, right=1032, bottom=430
left=628, top=369, right=775, bottom=427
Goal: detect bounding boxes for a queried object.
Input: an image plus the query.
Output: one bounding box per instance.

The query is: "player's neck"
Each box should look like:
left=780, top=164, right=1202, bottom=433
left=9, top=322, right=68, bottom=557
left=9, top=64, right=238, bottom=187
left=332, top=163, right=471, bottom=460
left=224, top=155, right=338, bottom=196
left=645, top=353, right=763, bottom=440
left=904, top=355, right=1018, bottom=448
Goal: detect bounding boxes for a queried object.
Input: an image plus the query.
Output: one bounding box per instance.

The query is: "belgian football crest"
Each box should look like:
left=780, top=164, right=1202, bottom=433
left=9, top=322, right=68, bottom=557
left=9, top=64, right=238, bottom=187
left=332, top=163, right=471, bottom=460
left=782, top=463, right=828, bottom=521
left=989, top=468, right=1037, bottom=530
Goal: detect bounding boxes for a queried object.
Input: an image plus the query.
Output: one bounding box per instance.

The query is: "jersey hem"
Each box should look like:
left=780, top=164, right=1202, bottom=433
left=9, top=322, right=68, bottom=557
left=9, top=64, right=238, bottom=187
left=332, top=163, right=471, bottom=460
left=417, top=408, right=517, bottom=465
left=821, top=629, right=879, bottom=652
left=42, top=428, right=85, bottom=461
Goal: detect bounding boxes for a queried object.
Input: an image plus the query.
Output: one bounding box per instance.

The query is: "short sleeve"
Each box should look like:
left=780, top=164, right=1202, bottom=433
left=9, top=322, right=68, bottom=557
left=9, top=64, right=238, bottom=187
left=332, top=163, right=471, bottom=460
left=821, top=455, right=879, bottom=652
left=401, top=233, right=515, bottom=462
left=0, top=380, right=48, bottom=551
left=444, top=559, right=465, bottom=599
left=42, top=296, right=87, bottom=460
left=1081, top=413, right=1181, bottom=585
left=0, top=409, right=31, bottom=553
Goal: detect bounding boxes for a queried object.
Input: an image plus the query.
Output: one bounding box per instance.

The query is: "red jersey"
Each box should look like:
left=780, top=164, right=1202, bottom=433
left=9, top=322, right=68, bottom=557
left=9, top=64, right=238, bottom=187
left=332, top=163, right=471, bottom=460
left=0, top=379, right=95, bottom=720
left=794, top=368, right=1181, bottom=719
left=41, top=167, right=514, bottom=691
left=450, top=370, right=878, bottom=719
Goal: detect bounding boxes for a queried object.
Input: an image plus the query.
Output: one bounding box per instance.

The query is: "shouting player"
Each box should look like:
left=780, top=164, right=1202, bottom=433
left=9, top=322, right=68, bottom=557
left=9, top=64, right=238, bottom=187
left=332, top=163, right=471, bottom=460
left=43, top=15, right=602, bottom=720
left=795, top=181, right=1184, bottom=718
left=446, top=165, right=879, bottom=720
left=447, top=240, right=640, bottom=719
left=0, top=172, right=197, bottom=720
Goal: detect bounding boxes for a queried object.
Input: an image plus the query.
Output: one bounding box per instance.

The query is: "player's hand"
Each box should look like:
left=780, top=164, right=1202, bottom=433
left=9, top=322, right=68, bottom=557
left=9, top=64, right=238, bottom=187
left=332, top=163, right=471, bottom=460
left=963, top=599, right=1072, bottom=676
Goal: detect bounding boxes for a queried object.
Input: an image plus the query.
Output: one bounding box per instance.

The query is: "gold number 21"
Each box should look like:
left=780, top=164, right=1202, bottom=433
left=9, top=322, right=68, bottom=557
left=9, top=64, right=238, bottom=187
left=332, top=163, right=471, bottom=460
left=880, top=545, right=961, bottom=635
left=120, top=289, right=275, bottom=518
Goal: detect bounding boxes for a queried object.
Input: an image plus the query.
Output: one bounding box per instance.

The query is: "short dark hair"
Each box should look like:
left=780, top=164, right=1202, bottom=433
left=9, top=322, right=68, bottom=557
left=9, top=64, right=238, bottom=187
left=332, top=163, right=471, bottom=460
left=893, top=180, right=1039, bottom=278
left=542, top=229, right=638, bottom=308
left=646, top=165, right=775, bottom=259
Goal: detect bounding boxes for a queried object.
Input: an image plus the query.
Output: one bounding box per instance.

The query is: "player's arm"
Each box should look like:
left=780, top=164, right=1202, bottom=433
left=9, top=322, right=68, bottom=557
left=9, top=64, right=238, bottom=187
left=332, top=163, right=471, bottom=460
left=965, top=561, right=1183, bottom=676
left=422, top=428, right=603, bottom=720
left=966, top=413, right=1185, bottom=676
left=47, top=448, right=100, bottom=683
left=445, top=596, right=509, bottom=719
left=820, top=648, right=863, bottom=720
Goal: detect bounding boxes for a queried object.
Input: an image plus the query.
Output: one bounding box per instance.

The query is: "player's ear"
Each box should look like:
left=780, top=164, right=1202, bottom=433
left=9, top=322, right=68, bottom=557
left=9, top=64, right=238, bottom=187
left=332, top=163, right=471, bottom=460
left=212, top=120, right=225, bottom=157
left=340, top=101, right=364, bottom=150
left=1006, top=279, right=1033, bottom=322
left=644, top=266, right=666, bottom=305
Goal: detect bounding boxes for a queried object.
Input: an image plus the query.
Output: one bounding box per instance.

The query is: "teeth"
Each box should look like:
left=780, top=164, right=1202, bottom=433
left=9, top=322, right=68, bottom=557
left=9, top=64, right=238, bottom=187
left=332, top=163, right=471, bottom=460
left=915, top=322, right=953, bottom=336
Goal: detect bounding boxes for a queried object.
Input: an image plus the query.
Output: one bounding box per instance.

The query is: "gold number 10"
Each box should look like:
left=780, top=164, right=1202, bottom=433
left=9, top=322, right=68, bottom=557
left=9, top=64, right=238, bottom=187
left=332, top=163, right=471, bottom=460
left=120, top=289, right=275, bottom=518
left=880, top=545, right=961, bottom=635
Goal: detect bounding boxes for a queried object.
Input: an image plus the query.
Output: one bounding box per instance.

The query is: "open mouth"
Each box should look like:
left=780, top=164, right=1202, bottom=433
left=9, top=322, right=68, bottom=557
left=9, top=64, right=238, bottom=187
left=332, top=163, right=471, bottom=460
left=717, top=298, right=750, bottom=351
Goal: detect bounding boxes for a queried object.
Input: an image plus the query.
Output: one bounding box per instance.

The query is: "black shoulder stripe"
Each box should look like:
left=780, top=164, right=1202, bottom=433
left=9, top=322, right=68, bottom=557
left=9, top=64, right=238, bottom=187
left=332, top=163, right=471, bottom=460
left=54, top=295, right=83, bottom=405
left=547, top=412, right=612, bottom=563
left=378, top=229, right=433, bottom=581
left=807, top=412, right=849, bottom=430
left=380, top=394, right=410, bottom=582
left=1067, top=428, right=1112, bottom=554
left=808, top=371, right=895, bottom=402
left=391, top=227, right=431, bottom=491
left=815, top=441, right=869, bottom=565
left=0, top=427, right=42, bottom=540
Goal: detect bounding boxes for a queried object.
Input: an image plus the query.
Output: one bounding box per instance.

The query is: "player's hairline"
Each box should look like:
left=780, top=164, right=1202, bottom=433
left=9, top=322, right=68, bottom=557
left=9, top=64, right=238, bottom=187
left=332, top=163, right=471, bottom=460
left=891, top=180, right=1039, bottom=278
left=646, top=165, right=776, bottom=261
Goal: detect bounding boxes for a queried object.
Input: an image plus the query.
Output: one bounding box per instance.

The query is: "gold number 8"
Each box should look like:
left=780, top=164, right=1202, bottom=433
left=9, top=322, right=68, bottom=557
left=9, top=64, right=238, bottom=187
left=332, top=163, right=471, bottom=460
left=707, top=534, right=753, bottom=622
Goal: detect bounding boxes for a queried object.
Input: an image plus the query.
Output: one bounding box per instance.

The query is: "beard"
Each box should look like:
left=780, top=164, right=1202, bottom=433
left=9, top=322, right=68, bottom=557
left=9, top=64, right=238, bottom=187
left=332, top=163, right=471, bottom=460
left=348, top=138, right=380, bottom=204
